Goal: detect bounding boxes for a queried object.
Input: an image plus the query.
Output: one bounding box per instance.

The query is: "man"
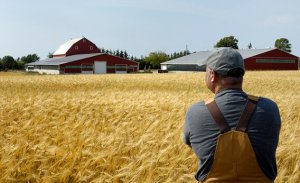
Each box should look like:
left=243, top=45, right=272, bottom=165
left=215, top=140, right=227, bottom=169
left=183, top=47, right=281, bottom=182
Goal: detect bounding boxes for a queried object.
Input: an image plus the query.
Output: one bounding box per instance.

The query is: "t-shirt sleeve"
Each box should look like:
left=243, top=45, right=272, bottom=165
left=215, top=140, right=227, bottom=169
left=183, top=109, right=191, bottom=147
left=271, top=101, right=281, bottom=144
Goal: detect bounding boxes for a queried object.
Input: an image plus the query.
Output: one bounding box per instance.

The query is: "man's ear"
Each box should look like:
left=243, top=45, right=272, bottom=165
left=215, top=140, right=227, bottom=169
left=210, top=70, right=217, bottom=83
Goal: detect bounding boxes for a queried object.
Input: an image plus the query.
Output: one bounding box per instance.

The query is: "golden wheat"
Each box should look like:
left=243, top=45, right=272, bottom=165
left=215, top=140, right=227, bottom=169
left=0, top=71, right=299, bottom=182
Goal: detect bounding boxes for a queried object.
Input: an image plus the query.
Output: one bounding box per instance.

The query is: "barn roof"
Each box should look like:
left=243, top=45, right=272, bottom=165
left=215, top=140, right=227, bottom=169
left=161, top=51, right=211, bottom=66
left=161, top=48, right=277, bottom=66
left=53, top=38, right=83, bottom=55
left=238, top=48, right=274, bottom=59
left=26, top=53, right=103, bottom=66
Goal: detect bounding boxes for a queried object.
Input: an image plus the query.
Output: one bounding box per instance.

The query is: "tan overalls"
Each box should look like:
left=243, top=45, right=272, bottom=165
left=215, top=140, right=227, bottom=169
left=202, top=96, right=273, bottom=183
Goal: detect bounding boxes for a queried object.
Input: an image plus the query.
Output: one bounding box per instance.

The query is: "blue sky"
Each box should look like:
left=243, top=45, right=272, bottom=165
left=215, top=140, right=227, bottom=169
left=0, top=0, right=299, bottom=59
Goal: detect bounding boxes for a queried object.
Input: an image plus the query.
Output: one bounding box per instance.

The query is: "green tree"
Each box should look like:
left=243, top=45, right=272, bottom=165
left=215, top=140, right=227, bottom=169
left=184, top=50, right=190, bottom=56
left=275, top=38, right=292, bottom=52
left=48, top=52, right=54, bottom=58
left=137, top=56, right=147, bottom=70
left=144, top=51, right=169, bottom=69
left=21, top=54, right=40, bottom=64
left=0, top=57, right=2, bottom=71
left=215, top=36, right=239, bottom=49
left=2, top=55, right=17, bottom=70
left=16, top=60, right=25, bottom=70
left=115, top=49, right=120, bottom=56
left=119, top=50, right=124, bottom=58
left=248, top=43, right=252, bottom=49
left=124, top=51, right=128, bottom=59
left=179, top=51, right=184, bottom=57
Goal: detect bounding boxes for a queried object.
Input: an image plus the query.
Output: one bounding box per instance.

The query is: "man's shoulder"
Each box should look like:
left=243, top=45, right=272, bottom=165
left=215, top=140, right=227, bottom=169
left=257, top=96, right=278, bottom=108
left=186, top=100, right=207, bottom=116
left=245, top=94, right=278, bottom=108
left=255, top=96, right=281, bottom=119
left=188, top=100, right=207, bottom=111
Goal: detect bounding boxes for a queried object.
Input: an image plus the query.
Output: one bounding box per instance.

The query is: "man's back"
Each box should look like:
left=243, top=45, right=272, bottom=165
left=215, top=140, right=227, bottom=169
left=183, top=89, right=281, bottom=181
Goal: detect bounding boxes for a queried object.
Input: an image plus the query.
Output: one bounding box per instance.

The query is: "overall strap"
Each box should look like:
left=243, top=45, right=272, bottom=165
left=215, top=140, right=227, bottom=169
left=205, top=99, right=230, bottom=133
left=236, top=95, right=259, bottom=132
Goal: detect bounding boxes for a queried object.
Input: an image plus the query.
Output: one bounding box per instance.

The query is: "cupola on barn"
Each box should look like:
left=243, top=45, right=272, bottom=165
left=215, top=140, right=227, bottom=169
left=26, top=37, right=139, bottom=74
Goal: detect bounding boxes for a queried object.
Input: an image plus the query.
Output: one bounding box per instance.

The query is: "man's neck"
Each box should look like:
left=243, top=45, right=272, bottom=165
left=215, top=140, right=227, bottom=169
left=214, top=85, right=242, bottom=94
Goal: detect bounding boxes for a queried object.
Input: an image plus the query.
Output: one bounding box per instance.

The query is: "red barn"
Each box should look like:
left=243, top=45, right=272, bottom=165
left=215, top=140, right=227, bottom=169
left=26, top=37, right=139, bottom=74
left=239, top=48, right=298, bottom=70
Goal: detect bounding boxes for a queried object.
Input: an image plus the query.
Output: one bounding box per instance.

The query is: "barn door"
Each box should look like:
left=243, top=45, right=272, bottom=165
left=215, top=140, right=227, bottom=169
left=94, top=61, right=107, bottom=74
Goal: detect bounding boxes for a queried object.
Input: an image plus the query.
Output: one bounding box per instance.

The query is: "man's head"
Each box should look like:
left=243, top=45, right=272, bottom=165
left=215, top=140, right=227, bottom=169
left=205, top=47, right=245, bottom=93
left=206, top=47, right=245, bottom=76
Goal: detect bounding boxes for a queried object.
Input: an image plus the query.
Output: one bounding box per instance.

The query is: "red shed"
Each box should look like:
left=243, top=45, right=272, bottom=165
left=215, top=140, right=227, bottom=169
left=239, top=48, right=298, bottom=70
left=26, top=37, right=139, bottom=74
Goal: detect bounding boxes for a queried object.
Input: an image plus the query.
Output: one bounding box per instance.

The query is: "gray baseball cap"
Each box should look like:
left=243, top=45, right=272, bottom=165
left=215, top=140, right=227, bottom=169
left=206, top=47, right=245, bottom=76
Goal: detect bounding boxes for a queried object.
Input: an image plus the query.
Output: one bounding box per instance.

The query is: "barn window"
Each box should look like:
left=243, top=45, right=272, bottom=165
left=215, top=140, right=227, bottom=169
left=90, top=46, right=93, bottom=50
left=27, top=66, right=34, bottom=70
left=81, top=64, right=93, bottom=70
left=166, top=64, right=204, bottom=71
left=75, top=46, right=79, bottom=50
left=41, top=65, right=58, bottom=70
left=81, top=63, right=94, bottom=73
left=65, top=65, right=82, bottom=69
left=115, top=64, right=127, bottom=73
left=256, top=59, right=295, bottom=63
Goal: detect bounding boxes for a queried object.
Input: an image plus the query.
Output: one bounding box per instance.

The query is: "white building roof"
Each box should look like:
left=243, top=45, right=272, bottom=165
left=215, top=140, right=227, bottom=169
left=53, top=38, right=83, bottom=55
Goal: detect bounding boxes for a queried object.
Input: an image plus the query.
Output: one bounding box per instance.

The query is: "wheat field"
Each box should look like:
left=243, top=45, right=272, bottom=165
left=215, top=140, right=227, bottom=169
left=0, top=71, right=299, bottom=182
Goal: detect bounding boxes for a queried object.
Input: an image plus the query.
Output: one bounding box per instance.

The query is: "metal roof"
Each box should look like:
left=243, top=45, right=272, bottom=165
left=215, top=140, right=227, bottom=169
left=26, top=53, right=103, bottom=66
left=161, top=48, right=276, bottom=66
left=237, top=48, right=274, bottom=59
left=161, top=51, right=212, bottom=65
left=53, top=38, right=82, bottom=55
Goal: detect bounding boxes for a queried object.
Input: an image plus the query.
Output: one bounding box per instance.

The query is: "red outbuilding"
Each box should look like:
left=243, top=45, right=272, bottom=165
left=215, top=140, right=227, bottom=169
left=26, top=37, right=139, bottom=74
left=239, top=48, right=299, bottom=70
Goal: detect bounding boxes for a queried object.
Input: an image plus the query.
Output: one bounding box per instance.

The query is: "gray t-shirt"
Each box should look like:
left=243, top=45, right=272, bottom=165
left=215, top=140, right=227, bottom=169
left=183, top=88, right=281, bottom=181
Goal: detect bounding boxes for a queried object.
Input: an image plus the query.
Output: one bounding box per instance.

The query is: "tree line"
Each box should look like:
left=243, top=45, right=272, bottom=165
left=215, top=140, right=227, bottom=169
left=0, top=37, right=293, bottom=71
left=0, top=54, right=39, bottom=71
left=97, top=48, right=191, bottom=69
left=214, top=36, right=292, bottom=53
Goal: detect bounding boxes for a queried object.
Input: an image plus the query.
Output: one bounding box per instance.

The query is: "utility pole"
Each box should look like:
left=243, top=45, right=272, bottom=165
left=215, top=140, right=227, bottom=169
left=185, top=44, right=188, bottom=55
